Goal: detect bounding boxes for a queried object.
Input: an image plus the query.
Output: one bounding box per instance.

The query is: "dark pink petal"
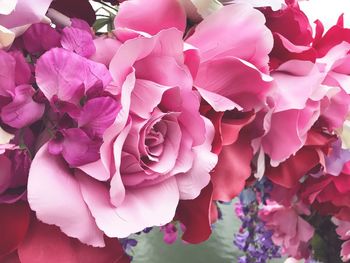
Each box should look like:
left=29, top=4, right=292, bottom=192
left=211, top=132, right=253, bottom=201
left=1, top=85, right=45, bottom=128
left=78, top=97, right=120, bottom=138
left=36, top=48, right=111, bottom=104
left=114, top=0, right=186, bottom=40
left=22, top=23, right=61, bottom=53
left=61, top=27, right=96, bottom=57
left=61, top=128, right=101, bottom=167
left=175, top=183, right=213, bottom=244
left=186, top=3, right=273, bottom=71
left=18, top=220, right=130, bottom=263
left=0, top=202, right=30, bottom=259
left=28, top=144, right=105, bottom=247
left=0, top=50, right=15, bottom=96
left=9, top=51, right=31, bottom=86
left=0, top=154, right=12, bottom=194
left=71, top=18, right=93, bottom=34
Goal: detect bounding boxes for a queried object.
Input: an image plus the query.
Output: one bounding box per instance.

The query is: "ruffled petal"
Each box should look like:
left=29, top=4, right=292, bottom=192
left=1, top=85, right=45, bottom=128
left=28, top=144, right=105, bottom=247
left=114, top=0, right=186, bottom=40
left=186, top=3, right=273, bottom=71
left=77, top=173, right=179, bottom=238
left=36, top=48, right=111, bottom=104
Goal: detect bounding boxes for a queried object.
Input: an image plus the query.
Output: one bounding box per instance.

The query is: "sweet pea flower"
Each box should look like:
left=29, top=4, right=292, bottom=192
left=332, top=218, right=350, bottom=262
left=0, top=50, right=45, bottom=129
left=259, top=201, right=314, bottom=260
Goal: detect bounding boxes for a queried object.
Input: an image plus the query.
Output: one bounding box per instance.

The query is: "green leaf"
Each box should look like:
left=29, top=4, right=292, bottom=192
left=93, top=18, right=110, bottom=32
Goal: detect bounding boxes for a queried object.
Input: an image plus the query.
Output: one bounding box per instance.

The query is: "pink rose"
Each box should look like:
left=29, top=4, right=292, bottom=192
left=77, top=28, right=218, bottom=238
left=28, top=20, right=217, bottom=245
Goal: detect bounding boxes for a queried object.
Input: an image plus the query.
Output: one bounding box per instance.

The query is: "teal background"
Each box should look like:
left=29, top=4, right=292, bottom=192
left=132, top=203, right=285, bottom=263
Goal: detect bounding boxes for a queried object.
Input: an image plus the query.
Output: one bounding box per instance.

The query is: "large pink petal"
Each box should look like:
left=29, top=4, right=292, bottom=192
left=130, top=79, right=171, bottom=119
left=195, top=57, right=273, bottom=111
left=78, top=159, right=110, bottom=182
left=36, top=48, right=111, bottom=104
left=109, top=28, right=185, bottom=88
left=77, top=173, right=179, bottom=238
left=100, top=72, right=135, bottom=184
left=134, top=55, right=192, bottom=89
left=90, top=37, right=121, bottom=66
left=114, top=0, right=186, bottom=40
left=186, top=3, right=273, bottom=71
left=0, top=0, right=52, bottom=28
left=262, top=101, right=320, bottom=165
left=1, top=85, right=45, bottom=129
left=271, top=60, right=325, bottom=112
left=109, top=123, right=131, bottom=207
left=27, top=144, right=104, bottom=247
left=176, top=117, right=217, bottom=199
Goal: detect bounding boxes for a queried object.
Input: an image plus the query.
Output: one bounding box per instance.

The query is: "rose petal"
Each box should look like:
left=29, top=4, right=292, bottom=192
left=77, top=173, right=179, bottom=238
left=28, top=143, right=105, bottom=247
left=114, top=0, right=186, bottom=39
left=195, top=57, right=272, bottom=111
left=176, top=117, right=217, bottom=199
left=186, top=3, right=273, bottom=71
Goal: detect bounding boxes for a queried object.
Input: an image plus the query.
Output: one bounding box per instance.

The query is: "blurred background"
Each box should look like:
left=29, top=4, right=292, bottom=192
left=131, top=203, right=285, bottom=263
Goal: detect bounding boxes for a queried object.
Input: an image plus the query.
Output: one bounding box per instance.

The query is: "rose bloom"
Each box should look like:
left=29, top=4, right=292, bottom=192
left=28, top=3, right=217, bottom=245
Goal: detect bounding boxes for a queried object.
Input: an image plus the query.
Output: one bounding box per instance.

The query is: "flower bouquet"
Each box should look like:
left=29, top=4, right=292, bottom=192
left=1, top=0, right=350, bottom=262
